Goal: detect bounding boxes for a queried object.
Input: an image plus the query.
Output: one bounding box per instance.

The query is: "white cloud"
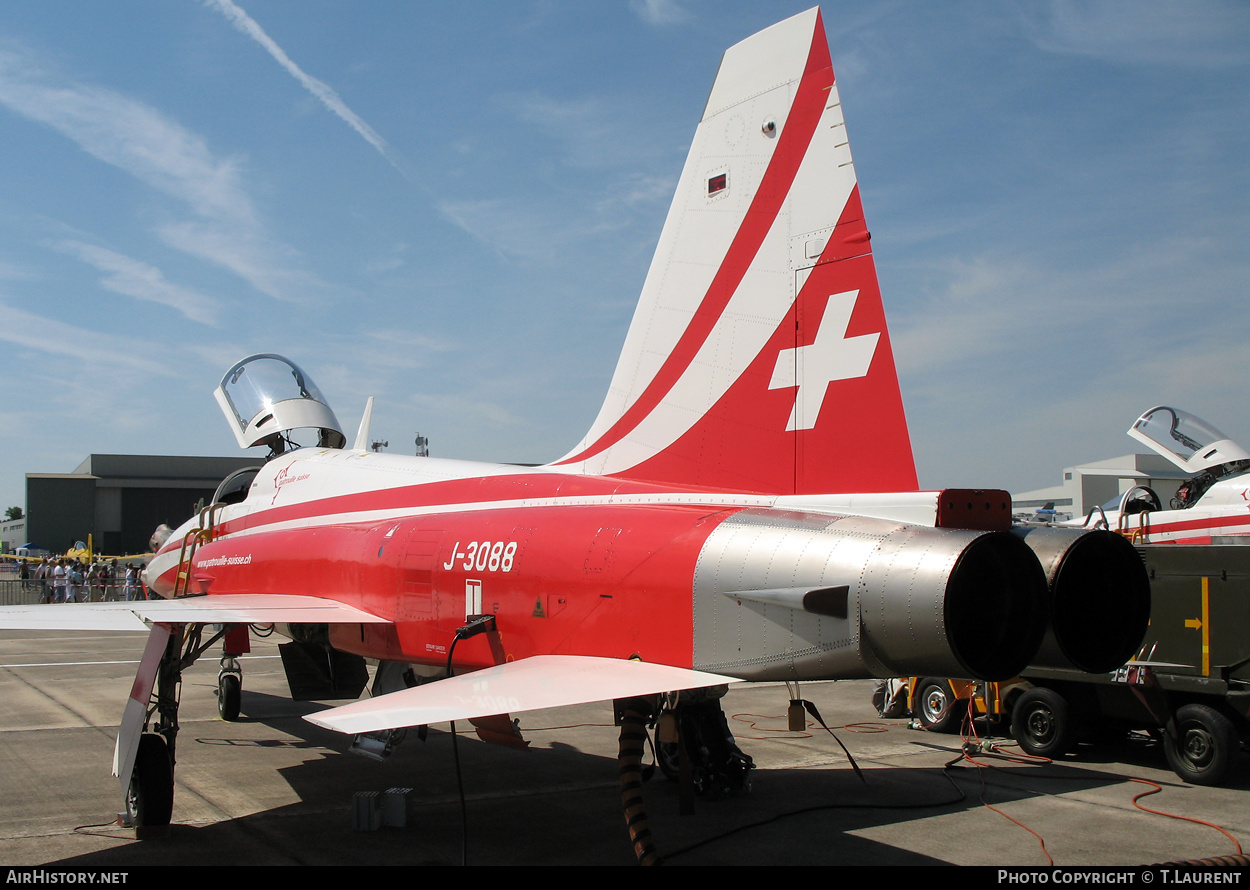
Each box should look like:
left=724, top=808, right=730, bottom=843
left=0, top=47, right=256, bottom=227
left=52, top=240, right=220, bottom=325
left=0, top=42, right=320, bottom=304
left=156, top=220, right=324, bottom=303
left=1018, top=0, right=1250, bottom=67
left=894, top=232, right=1250, bottom=494
left=0, top=299, right=167, bottom=374
left=437, top=198, right=555, bottom=262
left=0, top=256, right=41, bottom=281
left=437, top=170, right=672, bottom=263
left=629, top=0, right=691, bottom=26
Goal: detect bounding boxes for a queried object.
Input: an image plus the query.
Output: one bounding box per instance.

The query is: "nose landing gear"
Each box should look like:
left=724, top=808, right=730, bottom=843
left=218, top=659, right=242, bottom=721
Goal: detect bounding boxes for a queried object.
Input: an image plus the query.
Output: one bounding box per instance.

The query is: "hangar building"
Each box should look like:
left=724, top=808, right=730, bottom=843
left=26, top=454, right=259, bottom=556
left=1011, top=453, right=1188, bottom=523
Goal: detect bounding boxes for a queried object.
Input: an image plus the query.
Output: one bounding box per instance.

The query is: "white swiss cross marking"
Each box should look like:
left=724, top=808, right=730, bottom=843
left=768, top=290, right=879, bottom=431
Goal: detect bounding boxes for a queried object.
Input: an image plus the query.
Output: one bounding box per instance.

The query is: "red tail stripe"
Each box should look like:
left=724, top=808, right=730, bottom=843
left=555, top=24, right=833, bottom=467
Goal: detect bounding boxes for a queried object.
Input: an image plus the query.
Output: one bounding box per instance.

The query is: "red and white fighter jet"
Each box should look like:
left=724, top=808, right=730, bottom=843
left=1080, top=405, right=1250, bottom=544
left=0, top=8, right=1149, bottom=835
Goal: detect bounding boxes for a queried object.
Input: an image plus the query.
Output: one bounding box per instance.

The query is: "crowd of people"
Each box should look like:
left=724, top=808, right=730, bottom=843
left=18, top=557, right=146, bottom=602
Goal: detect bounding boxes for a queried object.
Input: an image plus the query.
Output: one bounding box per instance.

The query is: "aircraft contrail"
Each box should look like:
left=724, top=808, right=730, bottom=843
left=202, top=0, right=414, bottom=182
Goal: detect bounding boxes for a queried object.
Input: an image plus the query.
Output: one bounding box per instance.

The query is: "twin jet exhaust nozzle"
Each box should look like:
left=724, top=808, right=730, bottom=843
left=698, top=506, right=1149, bottom=684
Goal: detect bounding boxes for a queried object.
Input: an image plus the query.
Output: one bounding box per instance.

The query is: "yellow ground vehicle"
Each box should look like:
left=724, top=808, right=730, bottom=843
left=906, top=677, right=1023, bottom=733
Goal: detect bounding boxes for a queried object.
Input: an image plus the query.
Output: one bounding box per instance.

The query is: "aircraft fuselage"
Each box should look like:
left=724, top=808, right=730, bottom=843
left=147, top=447, right=1121, bottom=684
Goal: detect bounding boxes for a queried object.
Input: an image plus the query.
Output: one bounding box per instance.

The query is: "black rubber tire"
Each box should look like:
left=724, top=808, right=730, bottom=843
left=127, top=733, right=173, bottom=830
left=915, top=678, right=961, bottom=734
left=1012, top=687, right=1077, bottom=758
left=218, top=674, right=241, bottom=722
left=1164, top=704, right=1240, bottom=786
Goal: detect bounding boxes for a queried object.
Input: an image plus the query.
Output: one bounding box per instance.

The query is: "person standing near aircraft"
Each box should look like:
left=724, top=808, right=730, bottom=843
left=51, top=559, right=66, bottom=603
left=68, top=561, right=83, bottom=603
left=123, top=563, right=139, bottom=601
left=33, top=558, right=49, bottom=602
left=84, top=561, right=97, bottom=601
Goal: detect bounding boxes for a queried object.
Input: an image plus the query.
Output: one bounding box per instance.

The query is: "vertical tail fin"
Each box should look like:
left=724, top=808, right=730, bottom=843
left=554, top=8, right=916, bottom=495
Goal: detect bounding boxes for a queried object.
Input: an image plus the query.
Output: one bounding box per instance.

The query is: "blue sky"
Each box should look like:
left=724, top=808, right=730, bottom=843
left=1, top=1, right=1247, bottom=520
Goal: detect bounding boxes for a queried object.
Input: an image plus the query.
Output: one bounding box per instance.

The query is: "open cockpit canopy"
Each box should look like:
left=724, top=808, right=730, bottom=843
left=214, top=353, right=346, bottom=452
left=1127, top=406, right=1250, bottom=475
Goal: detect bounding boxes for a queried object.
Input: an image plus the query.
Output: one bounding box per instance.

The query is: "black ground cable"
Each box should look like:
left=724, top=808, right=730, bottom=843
left=795, top=698, right=865, bottom=782
left=444, top=615, right=496, bottom=866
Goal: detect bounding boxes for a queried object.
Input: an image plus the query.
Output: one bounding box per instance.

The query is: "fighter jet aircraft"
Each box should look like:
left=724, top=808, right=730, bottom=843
left=0, top=7, right=1149, bottom=844
left=1079, top=406, right=1250, bottom=543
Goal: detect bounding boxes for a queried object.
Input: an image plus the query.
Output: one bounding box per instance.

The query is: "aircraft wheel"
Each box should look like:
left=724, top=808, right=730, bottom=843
left=126, top=733, right=173, bottom=832
left=218, top=673, right=241, bottom=722
left=1012, top=687, right=1077, bottom=758
left=1164, top=704, right=1240, bottom=786
left=915, top=678, right=960, bottom=733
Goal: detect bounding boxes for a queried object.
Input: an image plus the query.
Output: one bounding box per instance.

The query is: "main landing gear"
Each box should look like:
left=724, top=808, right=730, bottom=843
left=653, top=687, right=754, bottom=799
left=614, top=687, right=754, bottom=866
left=126, top=733, right=174, bottom=834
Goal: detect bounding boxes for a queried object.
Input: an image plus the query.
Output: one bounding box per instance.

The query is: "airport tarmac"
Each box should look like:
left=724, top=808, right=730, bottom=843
left=1, top=627, right=1248, bottom=867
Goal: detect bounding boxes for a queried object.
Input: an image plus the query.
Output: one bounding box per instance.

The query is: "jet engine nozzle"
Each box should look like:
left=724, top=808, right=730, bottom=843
left=859, top=527, right=1049, bottom=682
left=1010, top=527, right=1151, bottom=674
left=694, top=513, right=1050, bottom=683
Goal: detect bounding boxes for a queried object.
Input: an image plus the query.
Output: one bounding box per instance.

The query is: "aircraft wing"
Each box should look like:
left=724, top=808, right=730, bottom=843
left=305, top=655, right=741, bottom=734
left=0, top=594, right=390, bottom=631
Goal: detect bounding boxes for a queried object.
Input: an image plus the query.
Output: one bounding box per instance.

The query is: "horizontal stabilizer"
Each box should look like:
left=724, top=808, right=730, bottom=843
left=305, top=655, right=741, bottom=735
left=0, top=594, right=389, bottom=631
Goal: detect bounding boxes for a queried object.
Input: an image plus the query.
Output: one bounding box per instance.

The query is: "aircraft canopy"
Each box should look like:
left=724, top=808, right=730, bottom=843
left=214, top=353, right=346, bottom=451
left=1127, top=406, right=1250, bottom=475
